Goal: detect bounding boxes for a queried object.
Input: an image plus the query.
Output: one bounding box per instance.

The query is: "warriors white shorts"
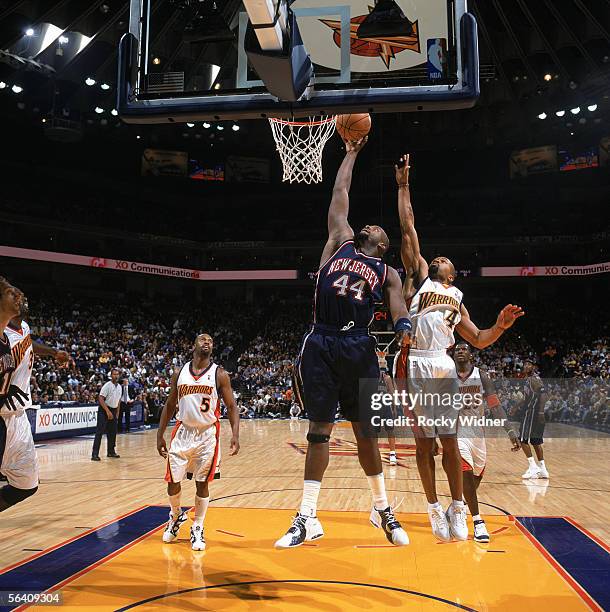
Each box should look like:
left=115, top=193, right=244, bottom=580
left=0, top=411, right=39, bottom=490
left=165, top=421, right=220, bottom=484
left=458, top=437, right=487, bottom=477
left=407, top=350, right=460, bottom=437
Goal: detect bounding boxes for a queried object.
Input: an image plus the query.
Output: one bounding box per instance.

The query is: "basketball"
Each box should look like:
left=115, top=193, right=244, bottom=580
left=336, top=113, right=371, bottom=142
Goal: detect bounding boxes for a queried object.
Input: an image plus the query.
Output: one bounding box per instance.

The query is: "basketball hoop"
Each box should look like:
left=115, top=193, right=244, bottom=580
left=268, top=116, right=336, bottom=184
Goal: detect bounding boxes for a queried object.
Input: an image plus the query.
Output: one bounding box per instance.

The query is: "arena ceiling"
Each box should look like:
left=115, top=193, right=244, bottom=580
left=0, top=0, right=609, bottom=147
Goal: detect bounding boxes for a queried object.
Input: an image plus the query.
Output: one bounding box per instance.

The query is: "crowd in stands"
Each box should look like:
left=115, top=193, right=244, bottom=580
left=20, top=296, right=609, bottom=430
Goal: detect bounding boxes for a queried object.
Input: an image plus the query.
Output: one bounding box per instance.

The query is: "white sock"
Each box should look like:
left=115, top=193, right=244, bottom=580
left=193, top=495, right=209, bottom=528
left=389, top=451, right=396, bottom=455
left=528, top=456, right=537, bottom=468
left=472, top=514, right=482, bottom=522
left=452, top=499, right=465, bottom=509
left=367, top=473, right=389, bottom=510
left=169, top=493, right=181, bottom=518
left=299, top=480, right=321, bottom=517
left=539, top=460, right=546, bottom=469
left=428, top=501, right=442, bottom=511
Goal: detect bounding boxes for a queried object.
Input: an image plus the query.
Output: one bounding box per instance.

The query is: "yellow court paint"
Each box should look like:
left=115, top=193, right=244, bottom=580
left=36, top=508, right=589, bottom=612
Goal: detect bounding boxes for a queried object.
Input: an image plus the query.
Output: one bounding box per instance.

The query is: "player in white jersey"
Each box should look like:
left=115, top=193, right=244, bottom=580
left=454, top=342, right=520, bottom=542
left=394, top=155, right=524, bottom=542
left=157, top=333, right=240, bottom=551
left=0, top=281, right=71, bottom=511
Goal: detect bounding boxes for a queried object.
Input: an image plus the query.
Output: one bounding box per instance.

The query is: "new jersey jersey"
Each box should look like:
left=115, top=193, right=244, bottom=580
left=0, top=333, right=17, bottom=408
left=408, top=278, right=463, bottom=351
left=314, top=240, right=387, bottom=330
left=523, top=377, right=545, bottom=415
left=458, top=366, right=485, bottom=437
left=1, top=321, right=33, bottom=416
left=176, top=361, right=221, bottom=429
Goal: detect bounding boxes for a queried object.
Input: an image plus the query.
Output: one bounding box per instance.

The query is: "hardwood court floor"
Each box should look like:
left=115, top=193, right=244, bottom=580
left=2, top=420, right=610, bottom=563
left=0, top=420, right=608, bottom=611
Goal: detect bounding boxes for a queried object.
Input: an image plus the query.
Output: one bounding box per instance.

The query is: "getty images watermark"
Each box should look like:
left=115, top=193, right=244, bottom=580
left=357, top=377, right=610, bottom=438
left=368, top=389, right=507, bottom=430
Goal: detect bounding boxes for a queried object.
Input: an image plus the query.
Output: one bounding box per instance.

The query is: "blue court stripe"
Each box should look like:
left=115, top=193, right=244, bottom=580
left=0, top=505, right=171, bottom=612
left=517, top=517, right=610, bottom=610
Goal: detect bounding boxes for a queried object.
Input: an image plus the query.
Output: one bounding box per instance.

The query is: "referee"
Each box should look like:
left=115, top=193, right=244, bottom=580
left=91, top=368, right=122, bottom=461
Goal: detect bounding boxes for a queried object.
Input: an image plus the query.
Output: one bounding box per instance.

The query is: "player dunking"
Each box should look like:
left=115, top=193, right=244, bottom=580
left=275, top=137, right=412, bottom=549
left=453, top=342, right=520, bottom=542
left=157, top=333, right=240, bottom=551
left=394, top=154, right=524, bottom=542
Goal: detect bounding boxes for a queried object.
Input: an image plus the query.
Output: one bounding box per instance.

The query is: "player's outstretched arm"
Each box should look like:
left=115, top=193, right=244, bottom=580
left=383, top=266, right=412, bottom=347
left=218, top=368, right=240, bottom=456
left=319, top=138, right=366, bottom=267
left=33, top=341, right=74, bottom=367
left=156, top=372, right=179, bottom=458
left=396, top=154, right=427, bottom=298
left=480, top=369, right=520, bottom=450
left=456, top=304, right=525, bottom=350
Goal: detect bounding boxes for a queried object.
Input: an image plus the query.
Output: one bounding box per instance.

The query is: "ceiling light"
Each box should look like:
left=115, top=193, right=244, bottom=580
left=217, top=125, right=224, bottom=130
left=152, top=57, right=161, bottom=65
left=213, top=83, right=221, bottom=90
left=203, top=122, right=211, bottom=128
left=11, top=85, right=23, bottom=93
left=538, top=112, right=547, bottom=120
left=587, top=104, right=597, bottom=112
left=100, top=83, right=110, bottom=90
left=232, top=124, right=240, bottom=131
left=111, top=109, right=118, bottom=116
left=555, top=110, right=565, bottom=117
left=0, top=82, right=5, bottom=89
left=186, top=122, right=195, bottom=127
left=570, top=107, right=580, bottom=115
left=26, top=28, right=34, bottom=36
left=543, top=73, right=552, bottom=82
left=85, top=77, right=96, bottom=86
left=58, top=35, right=69, bottom=44
left=94, top=106, right=104, bottom=114
left=570, top=132, right=574, bottom=136
left=136, top=135, right=141, bottom=139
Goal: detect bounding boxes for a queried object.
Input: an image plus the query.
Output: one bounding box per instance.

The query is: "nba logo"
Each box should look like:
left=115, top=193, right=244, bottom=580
left=520, top=266, right=536, bottom=276
left=427, top=38, right=447, bottom=81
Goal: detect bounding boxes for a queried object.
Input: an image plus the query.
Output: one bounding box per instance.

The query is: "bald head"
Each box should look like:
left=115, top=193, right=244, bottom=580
left=355, top=225, right=390, bottom=258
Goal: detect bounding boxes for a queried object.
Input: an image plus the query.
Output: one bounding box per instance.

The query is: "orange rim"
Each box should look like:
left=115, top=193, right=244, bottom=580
left=269, top=116, right=336, bottom=126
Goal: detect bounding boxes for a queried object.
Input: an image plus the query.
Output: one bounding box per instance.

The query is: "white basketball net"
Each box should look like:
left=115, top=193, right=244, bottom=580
left=269, top=116, right=337, bottom=184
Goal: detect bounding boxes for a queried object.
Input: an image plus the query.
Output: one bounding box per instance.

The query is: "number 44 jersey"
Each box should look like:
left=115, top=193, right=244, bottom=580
left=315, top=240, right=388, bottom=331
left=176, top=362, right=221, bottom=429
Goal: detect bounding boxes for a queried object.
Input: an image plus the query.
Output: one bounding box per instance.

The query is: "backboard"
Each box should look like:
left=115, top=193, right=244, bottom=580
left=117, top=0, right=479, bottom=124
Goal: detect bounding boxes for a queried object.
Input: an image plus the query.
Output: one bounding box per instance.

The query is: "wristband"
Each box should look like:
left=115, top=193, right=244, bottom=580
left=486, top=393, right=500, bottom=408
left=394, top=317, right=412, bottom=333
left=398, top=183, right=409, bottom=188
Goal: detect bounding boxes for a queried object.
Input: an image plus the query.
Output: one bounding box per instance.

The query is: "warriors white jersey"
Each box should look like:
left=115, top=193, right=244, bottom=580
left=458, top=366, right=485, bottom=437
left=408, top=278, right=463, bottom=351
left=176, top=361, right=221, bottom=429
left=1, top=321, right=33, bottom=416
